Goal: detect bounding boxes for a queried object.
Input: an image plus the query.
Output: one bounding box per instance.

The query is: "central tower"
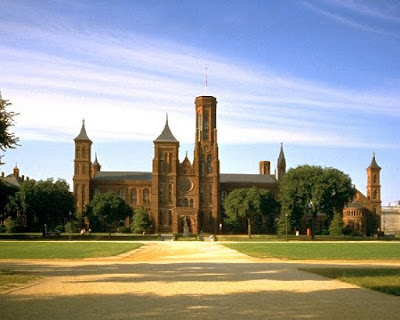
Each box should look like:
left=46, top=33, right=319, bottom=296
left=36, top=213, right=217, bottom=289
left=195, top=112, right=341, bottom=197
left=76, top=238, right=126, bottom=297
left=193, top=96, right=220, bottom=233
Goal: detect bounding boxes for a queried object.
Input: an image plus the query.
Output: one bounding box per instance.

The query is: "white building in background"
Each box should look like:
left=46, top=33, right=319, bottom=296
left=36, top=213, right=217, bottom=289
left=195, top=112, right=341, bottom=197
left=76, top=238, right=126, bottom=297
left=382, top=201, right=400, bottom=237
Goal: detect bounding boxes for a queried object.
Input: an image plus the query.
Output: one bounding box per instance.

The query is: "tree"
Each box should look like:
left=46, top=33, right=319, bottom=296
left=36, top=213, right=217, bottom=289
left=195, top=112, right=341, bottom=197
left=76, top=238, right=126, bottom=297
left=89, top=191, right=133, bottom=233
left=329, top=212, right=345, bottom=236
left=279, top=165, right=356, bottom=238
left=5, top=178, right=75, bottom=230
left=0, top=92, right=19, bottom=164
left=223, top=187, right=278, bottom=238
left=131, top=207, right=151, bottom=234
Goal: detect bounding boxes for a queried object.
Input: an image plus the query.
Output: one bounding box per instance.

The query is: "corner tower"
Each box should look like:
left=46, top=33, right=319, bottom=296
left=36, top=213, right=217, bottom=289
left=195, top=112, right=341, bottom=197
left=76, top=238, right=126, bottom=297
left=193, top=96, right=220, bottom=233
left=152, top=116, right=180, bottom=233
left=366, top=153, right=382, bottom=229
left=73, top=120, right=92, bottom=212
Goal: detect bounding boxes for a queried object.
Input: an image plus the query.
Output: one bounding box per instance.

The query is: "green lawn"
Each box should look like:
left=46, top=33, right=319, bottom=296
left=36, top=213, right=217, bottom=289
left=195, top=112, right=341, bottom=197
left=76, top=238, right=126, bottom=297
left=0, top=242, right=143, bottom=259
left=224, top=242, right=400, bottom=260
left=0, top=269, right=42, bottom=292
left=300, top=267, right=400, bottom=296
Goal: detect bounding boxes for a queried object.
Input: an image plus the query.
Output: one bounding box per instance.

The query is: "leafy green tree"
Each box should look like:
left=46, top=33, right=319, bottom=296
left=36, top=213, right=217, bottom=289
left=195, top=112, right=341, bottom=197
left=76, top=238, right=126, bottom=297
left=0, top=92, right=19, bottom=165
left=131, top=207, right=151, bottom=234
left=5, top=178, right=74, bottom=230
left=279, top=165, right=356, bottom=238
left=89, top=191, right=133, bottom=233
left=0, top=180, right=17, bottom=223
left=329, top=212, right=344, bottom=236
left=223, top=187, right=278, bottom=238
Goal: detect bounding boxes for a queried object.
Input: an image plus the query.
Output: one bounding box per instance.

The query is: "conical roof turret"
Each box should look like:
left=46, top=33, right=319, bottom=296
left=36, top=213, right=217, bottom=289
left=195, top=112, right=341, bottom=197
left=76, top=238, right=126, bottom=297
left=74, top=119, right=91, bottom=141
left=278, top=143, right=286, bottom=166
left=367, top=152, right=381, bottom=170
left=154, top=114, right=178, bottom=142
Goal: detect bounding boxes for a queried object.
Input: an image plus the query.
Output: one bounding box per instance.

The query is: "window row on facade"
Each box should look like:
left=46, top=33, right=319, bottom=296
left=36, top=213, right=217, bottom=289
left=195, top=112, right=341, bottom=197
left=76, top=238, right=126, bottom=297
left=75, top=147, right=88, bottom=159
left=94, top=187, right=151, bottom=206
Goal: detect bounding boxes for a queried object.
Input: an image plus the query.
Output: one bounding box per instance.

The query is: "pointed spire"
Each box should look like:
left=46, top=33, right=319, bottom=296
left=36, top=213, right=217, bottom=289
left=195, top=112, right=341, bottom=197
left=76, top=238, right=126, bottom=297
left=278, top=143, right=286, bottom=166
left=74, top=119, right=91, bottom=141
left=93, top=153, right=100, bottom=166
left=368, top=152, right=381, bottom=170
left=154, top=115, right=178, bottom=142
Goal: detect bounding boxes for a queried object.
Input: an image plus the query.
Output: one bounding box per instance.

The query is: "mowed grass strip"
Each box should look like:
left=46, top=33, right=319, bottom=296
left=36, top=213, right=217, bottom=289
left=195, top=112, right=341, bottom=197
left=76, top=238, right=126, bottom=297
left=300, top=267, right=400, bottom=296
left=0, top=269, right=42, bottom=292
left=224, top=242, right=400, bottom=260
left=0, top=242, right=143, bottom=259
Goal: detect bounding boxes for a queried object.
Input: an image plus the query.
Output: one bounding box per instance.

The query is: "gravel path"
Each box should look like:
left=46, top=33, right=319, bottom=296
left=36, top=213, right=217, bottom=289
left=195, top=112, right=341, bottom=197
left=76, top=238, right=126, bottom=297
left=1, top=241, right=399, bottom=319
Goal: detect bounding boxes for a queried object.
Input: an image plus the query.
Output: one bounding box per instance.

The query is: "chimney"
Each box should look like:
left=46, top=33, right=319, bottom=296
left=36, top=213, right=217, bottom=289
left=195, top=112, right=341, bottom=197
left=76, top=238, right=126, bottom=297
left=22, top=175, right=25, bottom=181
left=259, top=161, right=271, bottom=175
left=1, top=172, right=4, bottom=179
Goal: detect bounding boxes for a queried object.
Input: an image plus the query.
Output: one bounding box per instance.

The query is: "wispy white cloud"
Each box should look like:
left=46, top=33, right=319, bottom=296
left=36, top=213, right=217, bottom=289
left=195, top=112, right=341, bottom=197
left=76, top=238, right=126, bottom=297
left=302, top=0, right=400, bottom=37
left=1, top=18, right=399, bottom=149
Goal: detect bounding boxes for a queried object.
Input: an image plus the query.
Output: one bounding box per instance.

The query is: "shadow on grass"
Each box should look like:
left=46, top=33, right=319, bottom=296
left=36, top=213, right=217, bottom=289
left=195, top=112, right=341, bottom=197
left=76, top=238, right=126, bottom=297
left=1, top=261, right=400, bottom=319
left=300, top=267, right=400, bottom=296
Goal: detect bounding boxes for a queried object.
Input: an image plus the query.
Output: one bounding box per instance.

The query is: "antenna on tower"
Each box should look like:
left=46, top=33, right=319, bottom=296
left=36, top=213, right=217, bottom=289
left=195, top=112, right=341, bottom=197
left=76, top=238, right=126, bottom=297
left=205, top=66, right=208, bottom=93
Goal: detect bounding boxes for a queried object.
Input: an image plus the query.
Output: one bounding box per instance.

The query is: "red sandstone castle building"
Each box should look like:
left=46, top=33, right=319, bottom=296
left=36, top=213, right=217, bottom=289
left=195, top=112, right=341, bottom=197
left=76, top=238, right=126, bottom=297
left=73, top=95, right=381, bottom=235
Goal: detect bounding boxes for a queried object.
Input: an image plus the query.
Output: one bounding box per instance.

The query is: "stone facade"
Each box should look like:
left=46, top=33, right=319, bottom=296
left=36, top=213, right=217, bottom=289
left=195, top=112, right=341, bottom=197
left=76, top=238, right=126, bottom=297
left=73, top=96, right=284, bottom=234
left=72, top=95, right=382, bottom=235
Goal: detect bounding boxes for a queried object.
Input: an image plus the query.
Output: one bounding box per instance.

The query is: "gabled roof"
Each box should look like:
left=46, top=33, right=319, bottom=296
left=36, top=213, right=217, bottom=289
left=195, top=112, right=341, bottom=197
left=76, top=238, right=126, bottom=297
left=2, top=174, right=23, bottom=188
left=74, top=120, right=91, bottom=141
left=154, top=116, right=178, bottom=143
left=220, top=173, right=277, bottom=184
left=93, top=171, right=152, bottom=181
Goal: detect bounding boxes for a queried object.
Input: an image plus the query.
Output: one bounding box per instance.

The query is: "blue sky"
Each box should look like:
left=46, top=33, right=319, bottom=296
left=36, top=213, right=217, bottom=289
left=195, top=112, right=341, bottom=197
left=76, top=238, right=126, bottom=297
left=1, top=0, right=399, bottom=204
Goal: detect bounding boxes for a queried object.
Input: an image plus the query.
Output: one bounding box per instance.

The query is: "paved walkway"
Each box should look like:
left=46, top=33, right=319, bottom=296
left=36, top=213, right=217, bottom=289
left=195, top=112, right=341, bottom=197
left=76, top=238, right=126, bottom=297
left=1, top=242, right=399, bottom=319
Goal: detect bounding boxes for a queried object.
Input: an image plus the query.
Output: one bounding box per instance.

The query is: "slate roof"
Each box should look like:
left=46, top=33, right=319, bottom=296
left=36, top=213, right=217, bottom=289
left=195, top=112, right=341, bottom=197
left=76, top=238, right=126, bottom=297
left=220, top=173, right=277, bottom=184
left=2, top=175, right=23, bottom=188
left=93, top=171, right=152, bottom=181
left=368, top=153, right=381, bottom=170
left=74, top=120, right=91, bottom=141
left=154, top=117, right=178, bottom=142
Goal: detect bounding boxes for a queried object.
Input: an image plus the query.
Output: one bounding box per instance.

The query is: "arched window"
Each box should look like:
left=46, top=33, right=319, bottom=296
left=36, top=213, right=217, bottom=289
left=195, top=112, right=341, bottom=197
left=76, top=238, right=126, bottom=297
left=168, top=210, right=172, bottom=225
left=200, top=155, right=205, bottom=174
left=159, top=210, right=163, bottom=225
left=373, top=189, right=378, bottom=200
left=160, top=153, right=164, bottom=172
left=168, top=184, right=172, bottom=202
left=120, top=189, right=126, bottom=201
left=203, top=110, right=209, bottom=140
left=76, top=147, right=81, bottom=158
left=143, top=188, right=150, bottom=205
left=131, top=189, right=137, bottom=205
left=207, top=154, right=212, bottom=173
left=95, top=189, right=100, bottom=196
left=183, top=198, right=189, bottom=207
left=168, top=153, right=172, bottom=172
left=82, top=185, right=86, bottom=205
left=82, top=147, right=86, bottom=158
left=373, top=174, right=378, bottom=184
left=190, top=199, right=194, bottom=208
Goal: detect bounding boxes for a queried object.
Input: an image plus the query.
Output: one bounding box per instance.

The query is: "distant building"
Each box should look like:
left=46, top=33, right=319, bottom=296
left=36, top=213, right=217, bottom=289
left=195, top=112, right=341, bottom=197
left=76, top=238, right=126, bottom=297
left=343, top=154, right=382, bottom=235
left=1, top=165, right=29, bottom=188
left=73, top=96, right=285, bottom=234
left=73, top=95, right=382, bottom=235
left=382, top=202, right=400, bottom=237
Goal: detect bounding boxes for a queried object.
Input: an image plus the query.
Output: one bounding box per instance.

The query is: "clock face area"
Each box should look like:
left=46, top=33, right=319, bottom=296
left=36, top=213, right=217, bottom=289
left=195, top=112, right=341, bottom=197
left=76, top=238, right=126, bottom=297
left=181, top=178, right=194, bottom=192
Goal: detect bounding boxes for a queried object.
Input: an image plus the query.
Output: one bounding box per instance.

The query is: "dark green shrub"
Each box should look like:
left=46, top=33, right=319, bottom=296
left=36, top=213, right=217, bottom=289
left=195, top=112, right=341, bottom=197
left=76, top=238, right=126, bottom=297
left=55, top=225, right=65, bottom=232
left=118, top=226, right=131, bottom=233
left=0, top=224, right=6, bottom=233
left=5, top=217, right=25, bottom=233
